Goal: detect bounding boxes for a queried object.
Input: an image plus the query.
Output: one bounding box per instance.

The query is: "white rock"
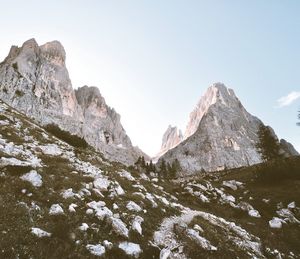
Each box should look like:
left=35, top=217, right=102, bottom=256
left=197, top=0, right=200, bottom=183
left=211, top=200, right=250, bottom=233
left=118, top=170, right=135, bottom=181
left=92, top=188, right=104, bottom=198
left=186, top=228, right=217, bottom=251
left=131, top=216, right=144, bottom=235
left=79, top=223, right=89, bottom=231
left=86, top=209, right=94, bottom=215
left=248, top=209, right=261, bottom=218
left=288, top=201, right=296, bottom=209
left=31, top=227, right=51, bottom=238
left=110, top=217, right=129, bottom=238
left=93, top=177, right=110, bottom=192
left=193, top=224, right=203, bottom=232
left=40, top=144, right=62, bottom=156
left=69, top=203, right=78, bottom=213
left=61, top=188, right=75, bottom=199
left=126, top=201, right=142, bottom=212
left=49, top=204, right=64, bottom=215
left=151, top=178, right=158, bottom=183
left=86, top=244, right=106, bottom=256
left=146, top=193, right=158, bottom=208
left=111, top=182, right=125, bottom=196
left=222, top=180, right=243, bottom=191
left=20, top=170, right=42, bottom=187
left=95, top=207, right=113, bottom=221
left=103, top=240, right=113, bottom=249
left=118, top=242, right=142, bottom=258
left=87, top=200, right=106, bottom=210
left=269, top=217, right=283, bottom=228
left=160, top=248, right=171, bottom=259
left=113, top=203, right=119, bottom=210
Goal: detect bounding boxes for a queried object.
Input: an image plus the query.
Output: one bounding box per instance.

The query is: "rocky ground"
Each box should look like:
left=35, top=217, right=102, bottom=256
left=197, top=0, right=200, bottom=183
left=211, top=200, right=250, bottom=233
left=0, top=99, right=299, bottom=258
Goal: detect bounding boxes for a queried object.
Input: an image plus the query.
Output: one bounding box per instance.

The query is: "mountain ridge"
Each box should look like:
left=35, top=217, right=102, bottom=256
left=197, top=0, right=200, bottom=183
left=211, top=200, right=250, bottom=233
left=0, top=38, right=148, bottom=165
left=157, top=83, right=298, bottom=174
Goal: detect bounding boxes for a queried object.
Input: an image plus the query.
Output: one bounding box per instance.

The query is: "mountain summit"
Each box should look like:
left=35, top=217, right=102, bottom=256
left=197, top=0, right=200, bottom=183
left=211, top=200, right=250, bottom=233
left=0, top=39, right=148, bottom=164
left=158, top=83, right=298, bottom=174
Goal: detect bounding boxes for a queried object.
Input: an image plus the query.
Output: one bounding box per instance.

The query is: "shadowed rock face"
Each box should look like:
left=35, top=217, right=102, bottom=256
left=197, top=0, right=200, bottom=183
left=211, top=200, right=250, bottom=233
left=0, top=38, right=148, bottom=165
left=158, top=83, right=298, bottom=175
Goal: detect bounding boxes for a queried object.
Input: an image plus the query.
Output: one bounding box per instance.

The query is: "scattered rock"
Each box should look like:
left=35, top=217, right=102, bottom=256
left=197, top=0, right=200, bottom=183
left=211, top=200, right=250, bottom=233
left=109, top=217, right=129, bottom=238
left=118, top=242, right=142, bottom=258
left=126, top=201, right=142, bottom=212
left=269, top=217, right=284, bottom=229
left=131, top=216, right=144, bottom=235
left=86, top=244, right=106, bottom=256
left=49, top=204, right=64, bottom=215
left=222, top=180, right=243, bottom=191
left=79, top=223, right=89, bottom=231
left=103, top=240, right=113, bottom=250
left=31, top=227, right=51, bottom=238
left=248, top=209, right=261, bottom=218
left=20, top=170, right=42, bottom=187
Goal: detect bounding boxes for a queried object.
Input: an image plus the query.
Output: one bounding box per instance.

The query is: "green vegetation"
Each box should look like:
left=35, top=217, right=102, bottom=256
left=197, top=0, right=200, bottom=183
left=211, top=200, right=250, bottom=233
left=15, top=90, right=24, bottom=97
left=255, top=156, right=300, bottom=184
left=12, top=62, right=18, bottom=71
left=256, top=123, right=281, bottom=161
left=134, top=156, right=181, bottom=179
left=44, top=124, right=89, bottom=149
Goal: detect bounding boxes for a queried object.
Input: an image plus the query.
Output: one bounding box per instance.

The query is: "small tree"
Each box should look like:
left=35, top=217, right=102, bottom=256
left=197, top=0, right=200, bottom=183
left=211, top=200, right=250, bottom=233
left=159, top=158, right=167, bottom=178
left=256, top=124, right=281, bottom=161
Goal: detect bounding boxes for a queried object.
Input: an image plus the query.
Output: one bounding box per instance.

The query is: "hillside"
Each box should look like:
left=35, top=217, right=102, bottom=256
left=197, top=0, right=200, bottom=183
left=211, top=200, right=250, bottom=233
left=0, top=99, right=300, bottom=258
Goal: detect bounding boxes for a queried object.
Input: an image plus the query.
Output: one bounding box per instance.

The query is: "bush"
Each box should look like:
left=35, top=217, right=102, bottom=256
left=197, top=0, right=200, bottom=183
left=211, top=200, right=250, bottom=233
left=44, top=124, right=89, bottom=149
left=15, top=90, right=24, bottom=97
left=12, top=62, right=18, bottom=71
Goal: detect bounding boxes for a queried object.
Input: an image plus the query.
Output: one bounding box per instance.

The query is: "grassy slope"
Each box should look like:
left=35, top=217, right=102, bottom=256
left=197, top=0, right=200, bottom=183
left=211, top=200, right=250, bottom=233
left=0, top=100, right=299, bottom=258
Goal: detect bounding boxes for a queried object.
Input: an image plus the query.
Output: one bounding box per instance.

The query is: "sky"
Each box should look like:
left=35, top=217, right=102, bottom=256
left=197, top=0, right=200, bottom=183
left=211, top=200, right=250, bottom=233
left=0, top=0, right=299, bottom=156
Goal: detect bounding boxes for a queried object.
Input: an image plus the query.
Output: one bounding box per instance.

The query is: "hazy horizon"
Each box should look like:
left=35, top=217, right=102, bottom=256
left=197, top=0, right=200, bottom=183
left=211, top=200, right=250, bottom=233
left=0, top=0, right=299, bottom=156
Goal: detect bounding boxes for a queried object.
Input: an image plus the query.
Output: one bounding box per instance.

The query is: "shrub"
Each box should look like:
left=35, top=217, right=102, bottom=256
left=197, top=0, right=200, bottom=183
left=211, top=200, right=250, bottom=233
left=44, top=124, right=89, bottom=148
left=12, top=62, right=18, bottom=71
left=15, top=90, right=24, bottom=97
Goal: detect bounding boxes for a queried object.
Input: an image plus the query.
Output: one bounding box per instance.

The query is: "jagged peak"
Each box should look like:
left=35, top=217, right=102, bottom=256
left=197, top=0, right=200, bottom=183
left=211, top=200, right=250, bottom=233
left=184, top=82, right=239, bottom=138
left=75, top=86, right=106, bottom=108
left=40, top=40, right=66, bottom=62
left=165, top=125, right=183, bottom=138
left=21, top=38, right=38, bottom=49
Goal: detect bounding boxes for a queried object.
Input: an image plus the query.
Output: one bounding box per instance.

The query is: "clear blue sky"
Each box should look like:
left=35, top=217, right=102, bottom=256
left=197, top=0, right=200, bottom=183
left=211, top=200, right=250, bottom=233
left=0, top=0, right=299, bottom=156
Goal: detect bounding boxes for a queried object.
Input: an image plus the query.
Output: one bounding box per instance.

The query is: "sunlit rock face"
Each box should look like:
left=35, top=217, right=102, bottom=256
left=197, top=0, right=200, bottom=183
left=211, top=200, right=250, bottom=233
left=153, top=125, right=183, bottom=161
left=0, top=39, right=148, bottom=165
left=158, top=83, right=298, bottom=175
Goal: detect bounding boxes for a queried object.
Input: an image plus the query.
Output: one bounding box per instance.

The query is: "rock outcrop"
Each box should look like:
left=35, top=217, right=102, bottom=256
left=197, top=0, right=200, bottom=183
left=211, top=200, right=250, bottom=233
left=153, top=125, right=183, bottom=161
left=158, top=83, right=298, bottom=175
left=0, top=38, right=147, bottom=165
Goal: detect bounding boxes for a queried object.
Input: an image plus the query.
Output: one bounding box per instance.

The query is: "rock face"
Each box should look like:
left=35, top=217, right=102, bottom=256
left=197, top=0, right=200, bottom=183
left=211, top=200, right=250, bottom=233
left=0, top=38, right=147, bottom=165
left=158, top=83, right=298, bottom=175
left=154, top=125, right=183, bottom=161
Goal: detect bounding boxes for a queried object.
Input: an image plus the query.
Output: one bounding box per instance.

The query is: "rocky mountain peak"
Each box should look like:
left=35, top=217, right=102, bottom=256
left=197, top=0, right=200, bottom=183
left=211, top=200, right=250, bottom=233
left=184, top=82, right=242, bottom=139
left=161, top=125, right=183, bottom=151
left=154, top=125, right=183, bottom=159
left=0, top=39, right=148, bottom=165
left=159, top=83, right=298, bottom=174
left=40, top=40, right=66, bottom=64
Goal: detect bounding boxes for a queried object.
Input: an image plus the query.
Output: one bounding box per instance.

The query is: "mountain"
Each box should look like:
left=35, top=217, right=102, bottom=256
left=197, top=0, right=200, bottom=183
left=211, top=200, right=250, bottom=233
left=158, top=83, right=298, bottom=175
left=1, top=98, right=300, bottom=258
left=153, top=125, right=183, bottom=161
left=0, top=39, right=147, bottom=165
